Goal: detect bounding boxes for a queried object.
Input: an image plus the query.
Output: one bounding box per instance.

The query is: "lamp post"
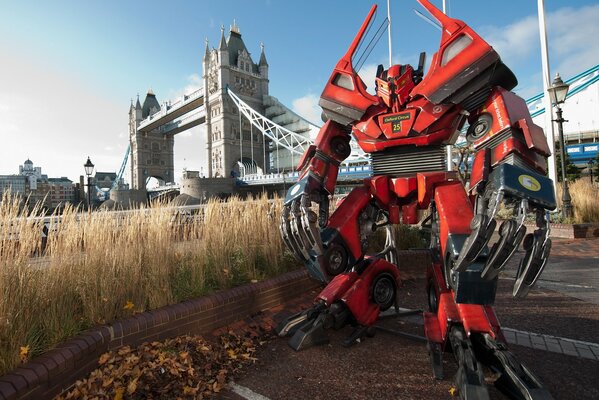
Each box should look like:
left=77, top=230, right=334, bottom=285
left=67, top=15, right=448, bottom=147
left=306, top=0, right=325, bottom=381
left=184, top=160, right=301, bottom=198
left=547, top=72, right=572, bottom=219
left=589, top=159, right=595, bottom=184
left=84, top=157, right=94, bottom=211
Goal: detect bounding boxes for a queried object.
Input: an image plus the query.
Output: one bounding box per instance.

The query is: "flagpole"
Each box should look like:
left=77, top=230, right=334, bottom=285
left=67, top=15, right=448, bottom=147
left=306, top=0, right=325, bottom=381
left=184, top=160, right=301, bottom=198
left=387, top=0, right=393, bottom=66
left=537, top=0, right=558, bottom=190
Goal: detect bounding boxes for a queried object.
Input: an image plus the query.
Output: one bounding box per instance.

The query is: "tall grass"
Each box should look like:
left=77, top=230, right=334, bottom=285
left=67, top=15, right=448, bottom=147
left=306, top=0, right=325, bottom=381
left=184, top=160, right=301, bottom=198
left=0, top=193, right=291, bottom=374
left=556, top=179, right=599, bottom=223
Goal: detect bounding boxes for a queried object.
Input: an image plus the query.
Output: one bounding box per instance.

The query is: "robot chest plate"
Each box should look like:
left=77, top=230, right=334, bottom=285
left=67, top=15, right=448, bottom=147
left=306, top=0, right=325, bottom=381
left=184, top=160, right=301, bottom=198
left=377, top=109, right=417, bottom=139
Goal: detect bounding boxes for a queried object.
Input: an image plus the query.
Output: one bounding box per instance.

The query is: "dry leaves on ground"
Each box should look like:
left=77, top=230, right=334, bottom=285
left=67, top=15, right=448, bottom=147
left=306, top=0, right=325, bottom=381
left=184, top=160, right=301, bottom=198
left=56, top=329, right=269, bottom=400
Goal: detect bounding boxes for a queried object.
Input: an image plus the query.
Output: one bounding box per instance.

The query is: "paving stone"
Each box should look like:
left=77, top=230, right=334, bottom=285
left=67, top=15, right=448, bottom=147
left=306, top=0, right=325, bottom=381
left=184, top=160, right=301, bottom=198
left=576, top=348, right=597, bottom=360
left=516, top=333, right=531, bottom=347
left=559, top=340, right=576, bottom=351
left=544, top=336, right=559, bottom=345
left=532, top=341, right=547, bottom=350
left=503, top=330, right=516, bottom=344
left=546, top=343, right=563, bottom=354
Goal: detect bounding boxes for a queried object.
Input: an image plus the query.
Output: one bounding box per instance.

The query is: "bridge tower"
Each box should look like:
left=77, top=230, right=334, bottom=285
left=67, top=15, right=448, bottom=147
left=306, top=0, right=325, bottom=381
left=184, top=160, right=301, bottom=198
left=129, top=91, right=175, bottom=189
left=203, top=22, right=270, bottom=178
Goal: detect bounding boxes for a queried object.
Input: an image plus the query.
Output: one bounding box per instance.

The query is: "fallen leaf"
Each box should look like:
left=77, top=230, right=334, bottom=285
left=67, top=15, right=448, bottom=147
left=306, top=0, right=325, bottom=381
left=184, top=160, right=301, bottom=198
left=114, top=387, right=124, bottom=400
left=19, top=345, right=29, bottom=363
left=123, top=301, right=134, bottom=310
left=98, top=353, right=111, bottom=365
left=127, top=378, right=138, bottom=394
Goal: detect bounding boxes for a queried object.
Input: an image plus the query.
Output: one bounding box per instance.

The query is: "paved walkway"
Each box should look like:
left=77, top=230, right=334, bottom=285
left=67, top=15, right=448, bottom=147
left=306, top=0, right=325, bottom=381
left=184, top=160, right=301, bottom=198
left=217, top=238, right=599, bottom=400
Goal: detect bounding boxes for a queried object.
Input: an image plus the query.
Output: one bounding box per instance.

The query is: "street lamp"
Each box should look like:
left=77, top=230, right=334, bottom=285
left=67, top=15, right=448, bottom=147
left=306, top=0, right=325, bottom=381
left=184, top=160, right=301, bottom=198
left=589, top=159, right=595, bottom=184
left=547, top=72, right=572, bottom=219
left=84, top=157, right=94, bottom=211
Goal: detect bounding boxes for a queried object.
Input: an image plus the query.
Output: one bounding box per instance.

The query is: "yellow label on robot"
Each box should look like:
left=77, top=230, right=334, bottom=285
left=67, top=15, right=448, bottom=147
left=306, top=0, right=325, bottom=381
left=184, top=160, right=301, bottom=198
left=518, top=175, right=541, bottom=192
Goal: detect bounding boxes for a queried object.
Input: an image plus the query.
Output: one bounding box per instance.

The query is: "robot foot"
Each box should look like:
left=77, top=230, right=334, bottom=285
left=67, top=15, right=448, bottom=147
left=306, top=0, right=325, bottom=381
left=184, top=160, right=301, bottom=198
left=275, top=301, right=351, bottom=351
left=472, top=333, right=554, bottom=400
left=448, top=326, right=491, bottom=400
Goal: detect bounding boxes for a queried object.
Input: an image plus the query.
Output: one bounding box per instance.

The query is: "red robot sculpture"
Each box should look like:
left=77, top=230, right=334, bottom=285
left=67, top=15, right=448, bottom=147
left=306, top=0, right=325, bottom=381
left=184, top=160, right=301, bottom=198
left=277, top=1, right=556, bottom=399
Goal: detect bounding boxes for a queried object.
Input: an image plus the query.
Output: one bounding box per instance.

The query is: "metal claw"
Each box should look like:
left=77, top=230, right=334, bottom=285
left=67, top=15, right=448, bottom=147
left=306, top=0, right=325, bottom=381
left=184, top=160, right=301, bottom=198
left=281, top=204, right=309, bottom=262
left=513, top=211, right=551, bottom=298
left=453, top=214, right=496, bottom=272
left=290, top=199, right=314, bottom=260
left=481, top=218, right=526, bottom=281
left=300, top=201, right=325, bottom=256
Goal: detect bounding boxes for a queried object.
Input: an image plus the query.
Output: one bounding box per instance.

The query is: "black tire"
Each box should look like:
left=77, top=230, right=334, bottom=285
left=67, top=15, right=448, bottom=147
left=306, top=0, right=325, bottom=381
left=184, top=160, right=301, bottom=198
left=427, top=280, right=439, bottom=313
left=371, top=273, right=396, bottom=311
left=324, top=243, right=349, bottom=277
left=466, top=113, right=493, bottom=143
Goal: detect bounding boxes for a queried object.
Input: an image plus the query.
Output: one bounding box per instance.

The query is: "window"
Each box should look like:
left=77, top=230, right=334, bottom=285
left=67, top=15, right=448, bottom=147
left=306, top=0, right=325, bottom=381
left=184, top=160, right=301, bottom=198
left=441, top=34, right=472, bottom=67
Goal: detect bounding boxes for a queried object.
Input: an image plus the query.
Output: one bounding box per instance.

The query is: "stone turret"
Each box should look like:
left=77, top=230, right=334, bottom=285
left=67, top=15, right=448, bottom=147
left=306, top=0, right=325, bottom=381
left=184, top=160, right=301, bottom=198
left=218, top=26, right=229, bottom=67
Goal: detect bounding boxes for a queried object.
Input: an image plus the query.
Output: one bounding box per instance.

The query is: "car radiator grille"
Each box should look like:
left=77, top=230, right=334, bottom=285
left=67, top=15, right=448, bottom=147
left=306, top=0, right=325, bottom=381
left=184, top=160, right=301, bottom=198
left=371, top=145, right=447, bottom=177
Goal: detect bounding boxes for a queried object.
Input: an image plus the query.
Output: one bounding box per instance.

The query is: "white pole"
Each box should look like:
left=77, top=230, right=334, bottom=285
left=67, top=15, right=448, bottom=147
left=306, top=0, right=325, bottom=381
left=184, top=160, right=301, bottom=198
left=537, top=0, right=558, bottom=189
left=443, top=0, right=453, bottom=172
left=387, top=0, right=393, bottom=66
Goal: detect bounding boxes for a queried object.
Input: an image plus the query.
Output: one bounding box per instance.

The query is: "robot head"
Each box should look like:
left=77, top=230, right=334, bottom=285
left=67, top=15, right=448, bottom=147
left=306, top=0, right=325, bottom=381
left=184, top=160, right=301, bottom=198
left=376, top=64, right=416, bottom=108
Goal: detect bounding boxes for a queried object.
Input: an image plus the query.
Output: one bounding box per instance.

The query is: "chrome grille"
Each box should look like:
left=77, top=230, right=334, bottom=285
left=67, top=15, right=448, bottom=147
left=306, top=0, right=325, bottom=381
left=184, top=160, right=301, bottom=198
left=371, top=145, right=447, bottom=176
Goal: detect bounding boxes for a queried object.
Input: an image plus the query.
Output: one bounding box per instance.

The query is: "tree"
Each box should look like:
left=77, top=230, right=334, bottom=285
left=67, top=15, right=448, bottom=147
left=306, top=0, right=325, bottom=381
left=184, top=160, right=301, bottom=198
left=554, top=141, right=581, bottom=182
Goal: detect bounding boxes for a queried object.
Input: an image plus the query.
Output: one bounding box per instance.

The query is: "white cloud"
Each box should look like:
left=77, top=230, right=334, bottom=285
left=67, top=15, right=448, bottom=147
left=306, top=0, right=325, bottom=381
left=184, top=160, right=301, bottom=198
left=292, top=94, right=321, bottom=125
left=168, top=73, right=203, bottom=101
left=481, top=15, right=539, bottom=67
left=481, top=4, right=599, bottom=79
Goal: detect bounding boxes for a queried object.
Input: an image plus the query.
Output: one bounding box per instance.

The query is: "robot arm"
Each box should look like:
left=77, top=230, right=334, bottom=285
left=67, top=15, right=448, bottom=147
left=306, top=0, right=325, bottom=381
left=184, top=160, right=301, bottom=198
left=280, top=120, right=353, bottom=282
left=451, top=87, right=557, bottom=298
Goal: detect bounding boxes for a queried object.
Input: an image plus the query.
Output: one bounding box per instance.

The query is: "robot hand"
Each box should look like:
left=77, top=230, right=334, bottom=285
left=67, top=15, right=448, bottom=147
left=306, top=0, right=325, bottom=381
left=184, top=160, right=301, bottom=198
left=279, top=174, right=332, bottom=282
left=451, top=163, right=556, bottom=298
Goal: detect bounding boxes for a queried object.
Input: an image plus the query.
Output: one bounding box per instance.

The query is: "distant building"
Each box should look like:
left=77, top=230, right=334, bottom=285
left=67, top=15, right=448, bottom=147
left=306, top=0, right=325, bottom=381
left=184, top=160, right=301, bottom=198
left=47, top=177, right=75, bottom=209
left=0, top=175, right=27, bottom=197
left=0, top=159, right=77, bottom=211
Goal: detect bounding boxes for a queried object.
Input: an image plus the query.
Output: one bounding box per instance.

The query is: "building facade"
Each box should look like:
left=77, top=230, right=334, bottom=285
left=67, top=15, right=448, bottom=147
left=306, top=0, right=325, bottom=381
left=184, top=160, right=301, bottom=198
left=0, top=159, right=77, bottom=211
left=203, top=22, right=270, bottom=178
left=129, top=90, right=175, bottom=190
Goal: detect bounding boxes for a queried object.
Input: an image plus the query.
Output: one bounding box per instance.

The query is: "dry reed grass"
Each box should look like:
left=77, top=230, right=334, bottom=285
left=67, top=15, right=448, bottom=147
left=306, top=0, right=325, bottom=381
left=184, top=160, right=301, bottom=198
left=556, top=179, right=599, bottom=223
left=0, top=192, right=291, bottom=374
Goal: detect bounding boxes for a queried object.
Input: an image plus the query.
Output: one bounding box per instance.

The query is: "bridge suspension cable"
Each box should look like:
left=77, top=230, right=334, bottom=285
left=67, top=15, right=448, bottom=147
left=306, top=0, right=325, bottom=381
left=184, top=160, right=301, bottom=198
left=226, top=86, right=368, bottom=164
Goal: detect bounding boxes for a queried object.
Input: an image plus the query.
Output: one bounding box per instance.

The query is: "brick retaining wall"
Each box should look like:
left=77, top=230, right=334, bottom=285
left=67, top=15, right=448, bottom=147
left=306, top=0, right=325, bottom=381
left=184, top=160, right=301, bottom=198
left=0, top=269, right=320, bottom=400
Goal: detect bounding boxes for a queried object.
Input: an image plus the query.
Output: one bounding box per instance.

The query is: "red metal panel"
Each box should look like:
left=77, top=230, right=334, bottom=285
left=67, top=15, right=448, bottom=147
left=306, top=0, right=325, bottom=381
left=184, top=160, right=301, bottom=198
left=402, top=200, right=418, bottom=224
left=391, top=177, right=418, bottom=198
left=416, top=172, right=456, bottom=208
left=367, top=176, right=391, bottom=205
left=341, top=258, right=401, bottom=326
left=434, top=182, right=473, bottom=259
left=411, top=0, right=499, bottom=103
left=516, top=118, right=551, bottom=156
left=424, top=312, right=443, bottom=344
left=324, top=164, right=339, bottom=194
left=469, top=148, right=490, bottom=191
left=388, top=202, right=401, bottom=224
left=317, top=272, right=359, bottom=306
left=377, top=109, right=417, bottom=139
left=456, top=303, right=495, bottom=338
left=484, top=305, right=506, bottom=343
left=327, top=186, right=371, bottom=259
left=491, top=137, right=548, bottom=174
left=437, top=292, right=459, bottom=341
left=319, top=5, right=379, bottom=121
left=417, top=171, right=459, bottom=208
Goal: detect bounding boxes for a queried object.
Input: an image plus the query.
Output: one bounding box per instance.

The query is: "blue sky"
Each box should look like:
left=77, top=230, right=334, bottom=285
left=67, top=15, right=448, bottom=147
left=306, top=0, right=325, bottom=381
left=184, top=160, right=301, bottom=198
left=1, top=0, right=597, bottom=184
